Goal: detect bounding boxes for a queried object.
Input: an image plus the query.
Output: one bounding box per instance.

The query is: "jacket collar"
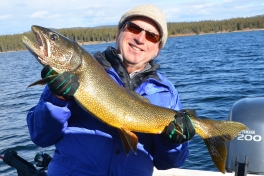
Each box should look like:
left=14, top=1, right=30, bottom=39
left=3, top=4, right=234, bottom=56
left=94, top=47, right=161, bottom=90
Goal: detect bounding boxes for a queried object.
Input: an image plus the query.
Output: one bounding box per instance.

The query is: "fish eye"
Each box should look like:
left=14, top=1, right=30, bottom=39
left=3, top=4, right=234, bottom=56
left=50, top=33, right=59, bottom=41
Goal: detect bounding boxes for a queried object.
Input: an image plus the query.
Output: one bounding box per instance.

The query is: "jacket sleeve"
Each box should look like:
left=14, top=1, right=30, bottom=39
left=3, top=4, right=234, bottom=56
left=153, top=135, right=189, bottom=169
left=27, top=86, right=72, bottom=147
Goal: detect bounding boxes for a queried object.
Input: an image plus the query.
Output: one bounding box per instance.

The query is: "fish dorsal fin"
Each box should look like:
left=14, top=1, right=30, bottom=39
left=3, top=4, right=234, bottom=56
left=118, top=128, right=138, bottom=155
left=27, top=75, right=58, bottom=88
left=126, top=89, right=150, bottom=103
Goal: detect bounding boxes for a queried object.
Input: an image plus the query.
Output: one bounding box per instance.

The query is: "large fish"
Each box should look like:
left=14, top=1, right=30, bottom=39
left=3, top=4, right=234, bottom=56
left=22, top=25, right=247, bottom=173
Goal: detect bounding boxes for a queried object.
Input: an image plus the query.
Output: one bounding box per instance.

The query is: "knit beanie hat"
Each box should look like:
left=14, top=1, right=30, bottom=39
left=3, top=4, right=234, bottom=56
left=118, top=4, right=168, bottom=49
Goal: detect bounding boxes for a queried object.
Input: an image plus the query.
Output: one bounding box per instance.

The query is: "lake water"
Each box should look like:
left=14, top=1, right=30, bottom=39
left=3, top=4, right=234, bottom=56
left=0, top=30, right=264, bottom=175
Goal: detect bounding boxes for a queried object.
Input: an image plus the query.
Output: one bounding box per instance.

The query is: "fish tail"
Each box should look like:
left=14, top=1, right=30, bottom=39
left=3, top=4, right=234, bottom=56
left=191, top=115, right=247, bottom=173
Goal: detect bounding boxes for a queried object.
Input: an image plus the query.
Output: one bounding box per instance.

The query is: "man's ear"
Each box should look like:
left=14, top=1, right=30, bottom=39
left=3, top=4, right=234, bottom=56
left=116, top=30, right=122, bottom=43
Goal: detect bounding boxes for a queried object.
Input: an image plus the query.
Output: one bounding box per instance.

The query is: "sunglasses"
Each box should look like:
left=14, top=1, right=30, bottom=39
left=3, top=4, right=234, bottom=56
left=124, top=21, right=161, bottom=43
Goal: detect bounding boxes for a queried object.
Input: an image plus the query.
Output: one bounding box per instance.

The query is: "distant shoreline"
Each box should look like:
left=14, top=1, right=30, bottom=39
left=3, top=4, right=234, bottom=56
left=169, top=28, right=264, bottom=37
left=1, top=28, right=264, bottom=54
left=78, top=41, right=115, bottom=46
left=79, top=28, right=264, bottom=45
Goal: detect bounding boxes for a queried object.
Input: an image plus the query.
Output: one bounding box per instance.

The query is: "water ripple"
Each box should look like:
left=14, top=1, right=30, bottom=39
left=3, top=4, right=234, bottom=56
left=0, top=30, right=263, bottom=174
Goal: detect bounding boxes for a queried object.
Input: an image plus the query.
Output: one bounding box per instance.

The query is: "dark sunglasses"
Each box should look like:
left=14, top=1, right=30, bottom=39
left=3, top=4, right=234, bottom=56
left=123, top=21, right=161, bottom=43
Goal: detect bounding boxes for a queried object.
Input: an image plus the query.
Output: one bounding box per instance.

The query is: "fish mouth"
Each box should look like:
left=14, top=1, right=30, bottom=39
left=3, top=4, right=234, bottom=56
left=23, top=25, right=83, bottom=73
left=22, top=25, right=49, bottom=65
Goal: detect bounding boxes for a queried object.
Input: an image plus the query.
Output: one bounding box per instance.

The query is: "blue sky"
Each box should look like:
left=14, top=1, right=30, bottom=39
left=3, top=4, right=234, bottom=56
left=1, top=0, right=263, bottom=35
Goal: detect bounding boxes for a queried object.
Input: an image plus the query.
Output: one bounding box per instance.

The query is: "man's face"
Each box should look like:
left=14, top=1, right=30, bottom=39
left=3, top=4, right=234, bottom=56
left=117, top=17, right=161, bottom=73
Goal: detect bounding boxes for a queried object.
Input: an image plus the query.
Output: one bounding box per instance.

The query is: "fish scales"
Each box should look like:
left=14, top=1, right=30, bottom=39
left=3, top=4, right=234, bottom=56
left=22, top=25, right=248, bottom=173
left=72, top=52, right=176, bottom=132
left=69, top=50, right=176, bottom=132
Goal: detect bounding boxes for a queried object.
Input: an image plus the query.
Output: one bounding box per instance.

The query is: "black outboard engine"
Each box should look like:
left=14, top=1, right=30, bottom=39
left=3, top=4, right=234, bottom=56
left=226, top=97, right=264, bottom=175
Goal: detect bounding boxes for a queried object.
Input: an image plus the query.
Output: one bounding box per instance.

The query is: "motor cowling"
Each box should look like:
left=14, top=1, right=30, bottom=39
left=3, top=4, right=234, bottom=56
left=226, top=97, right=264, bottom=174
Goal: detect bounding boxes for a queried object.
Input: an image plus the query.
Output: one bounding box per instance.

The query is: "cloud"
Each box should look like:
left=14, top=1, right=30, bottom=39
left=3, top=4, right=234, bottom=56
left=234, top=5, right=253, bottom=9
left=191, top=3, right=214, bottom=9
left=0, top=0, right=263, bottom=35
left=0, top=14, right=12, bottom=20
left=30, top=11, right=50, bottom=18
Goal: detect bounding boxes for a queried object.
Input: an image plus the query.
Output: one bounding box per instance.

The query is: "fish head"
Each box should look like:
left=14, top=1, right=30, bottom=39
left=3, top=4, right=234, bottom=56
left=22, top=25, right=82, bottom=73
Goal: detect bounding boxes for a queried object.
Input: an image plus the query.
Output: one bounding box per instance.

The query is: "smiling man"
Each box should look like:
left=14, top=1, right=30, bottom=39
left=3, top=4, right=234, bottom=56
left=117, top=17, right=161, bottom=74
left=27, top=4, right=195, bottom=176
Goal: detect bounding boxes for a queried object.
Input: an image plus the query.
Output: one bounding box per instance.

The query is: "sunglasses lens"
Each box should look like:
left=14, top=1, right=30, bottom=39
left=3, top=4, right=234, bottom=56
left=145, top=32, right=160, bottom=43
left=125, top=22, right=161, bottom=43
left=126, top=23, right=141, bottom=35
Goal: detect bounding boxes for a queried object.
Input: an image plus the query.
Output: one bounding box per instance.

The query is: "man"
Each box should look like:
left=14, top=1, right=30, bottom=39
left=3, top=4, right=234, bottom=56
left=27, top=4, right=195, bottom=176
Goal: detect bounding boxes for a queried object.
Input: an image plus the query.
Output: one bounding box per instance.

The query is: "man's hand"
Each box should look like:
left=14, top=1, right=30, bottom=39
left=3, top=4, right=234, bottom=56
left=162, top=110, right=196, bottom=144
left=41, top=65, right=80, bottom=100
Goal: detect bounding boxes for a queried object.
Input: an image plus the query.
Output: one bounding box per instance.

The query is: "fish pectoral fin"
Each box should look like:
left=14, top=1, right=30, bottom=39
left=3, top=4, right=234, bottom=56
left=118, top=128, right=138, bottom=155
left=27, top=75, right=58, bottom=88
left=174, top=123, right=185, bottom=138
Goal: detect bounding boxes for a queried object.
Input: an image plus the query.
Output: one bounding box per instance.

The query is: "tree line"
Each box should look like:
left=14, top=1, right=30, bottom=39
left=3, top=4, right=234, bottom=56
left=0, top=16, right=263, bottom=52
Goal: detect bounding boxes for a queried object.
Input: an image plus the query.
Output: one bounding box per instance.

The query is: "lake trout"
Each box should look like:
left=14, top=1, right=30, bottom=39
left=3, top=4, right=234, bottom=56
left=22, top=25, right=247, bottom=173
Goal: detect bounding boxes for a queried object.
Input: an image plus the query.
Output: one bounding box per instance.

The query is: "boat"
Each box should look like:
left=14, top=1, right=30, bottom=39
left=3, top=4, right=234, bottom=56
left=153, top=168, right=259, bottom=176
left=153, top=97, right=264, bottom=176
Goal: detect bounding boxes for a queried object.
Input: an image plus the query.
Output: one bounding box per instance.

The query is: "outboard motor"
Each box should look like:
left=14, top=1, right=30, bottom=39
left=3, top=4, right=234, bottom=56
left=226, top=97, right=264, bottom=175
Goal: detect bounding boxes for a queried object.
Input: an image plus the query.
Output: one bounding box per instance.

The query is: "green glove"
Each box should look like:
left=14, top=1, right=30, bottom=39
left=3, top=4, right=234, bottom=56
left=41, top=65, right=80, bottom=100
left=162, top=109, right=196, bottom=143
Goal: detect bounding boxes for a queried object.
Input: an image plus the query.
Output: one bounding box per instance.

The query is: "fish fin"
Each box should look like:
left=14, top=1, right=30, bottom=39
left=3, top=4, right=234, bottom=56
left=126, top=89, right=150, bottom=103
left=118, top=128, right=138, bottom=155
left=27, top=75, right=58, bottom=88
left=174, top=123, right=184, bottom=137
left=203, top=136, right=228, bottom=174
left=185, top=109, right=197, bottom=117
left=192, top=115, right=248, bottom=173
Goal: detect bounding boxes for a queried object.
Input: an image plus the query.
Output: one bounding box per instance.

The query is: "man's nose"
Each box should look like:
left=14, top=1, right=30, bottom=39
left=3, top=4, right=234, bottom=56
left=134, top=31, right=146, bottom=43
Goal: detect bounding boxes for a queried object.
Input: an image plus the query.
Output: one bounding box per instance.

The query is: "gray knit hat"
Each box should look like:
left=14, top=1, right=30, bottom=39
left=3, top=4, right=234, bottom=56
left=118, top=4, right=168, bottom=49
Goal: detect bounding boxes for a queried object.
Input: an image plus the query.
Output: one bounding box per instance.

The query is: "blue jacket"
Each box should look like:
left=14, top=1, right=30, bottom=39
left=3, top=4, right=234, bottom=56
left=27, top=47, right=189, bottom=176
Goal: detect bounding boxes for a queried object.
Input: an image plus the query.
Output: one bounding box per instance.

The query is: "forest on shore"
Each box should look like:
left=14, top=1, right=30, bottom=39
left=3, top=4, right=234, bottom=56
left=0, top=15, right=263, bottom=52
